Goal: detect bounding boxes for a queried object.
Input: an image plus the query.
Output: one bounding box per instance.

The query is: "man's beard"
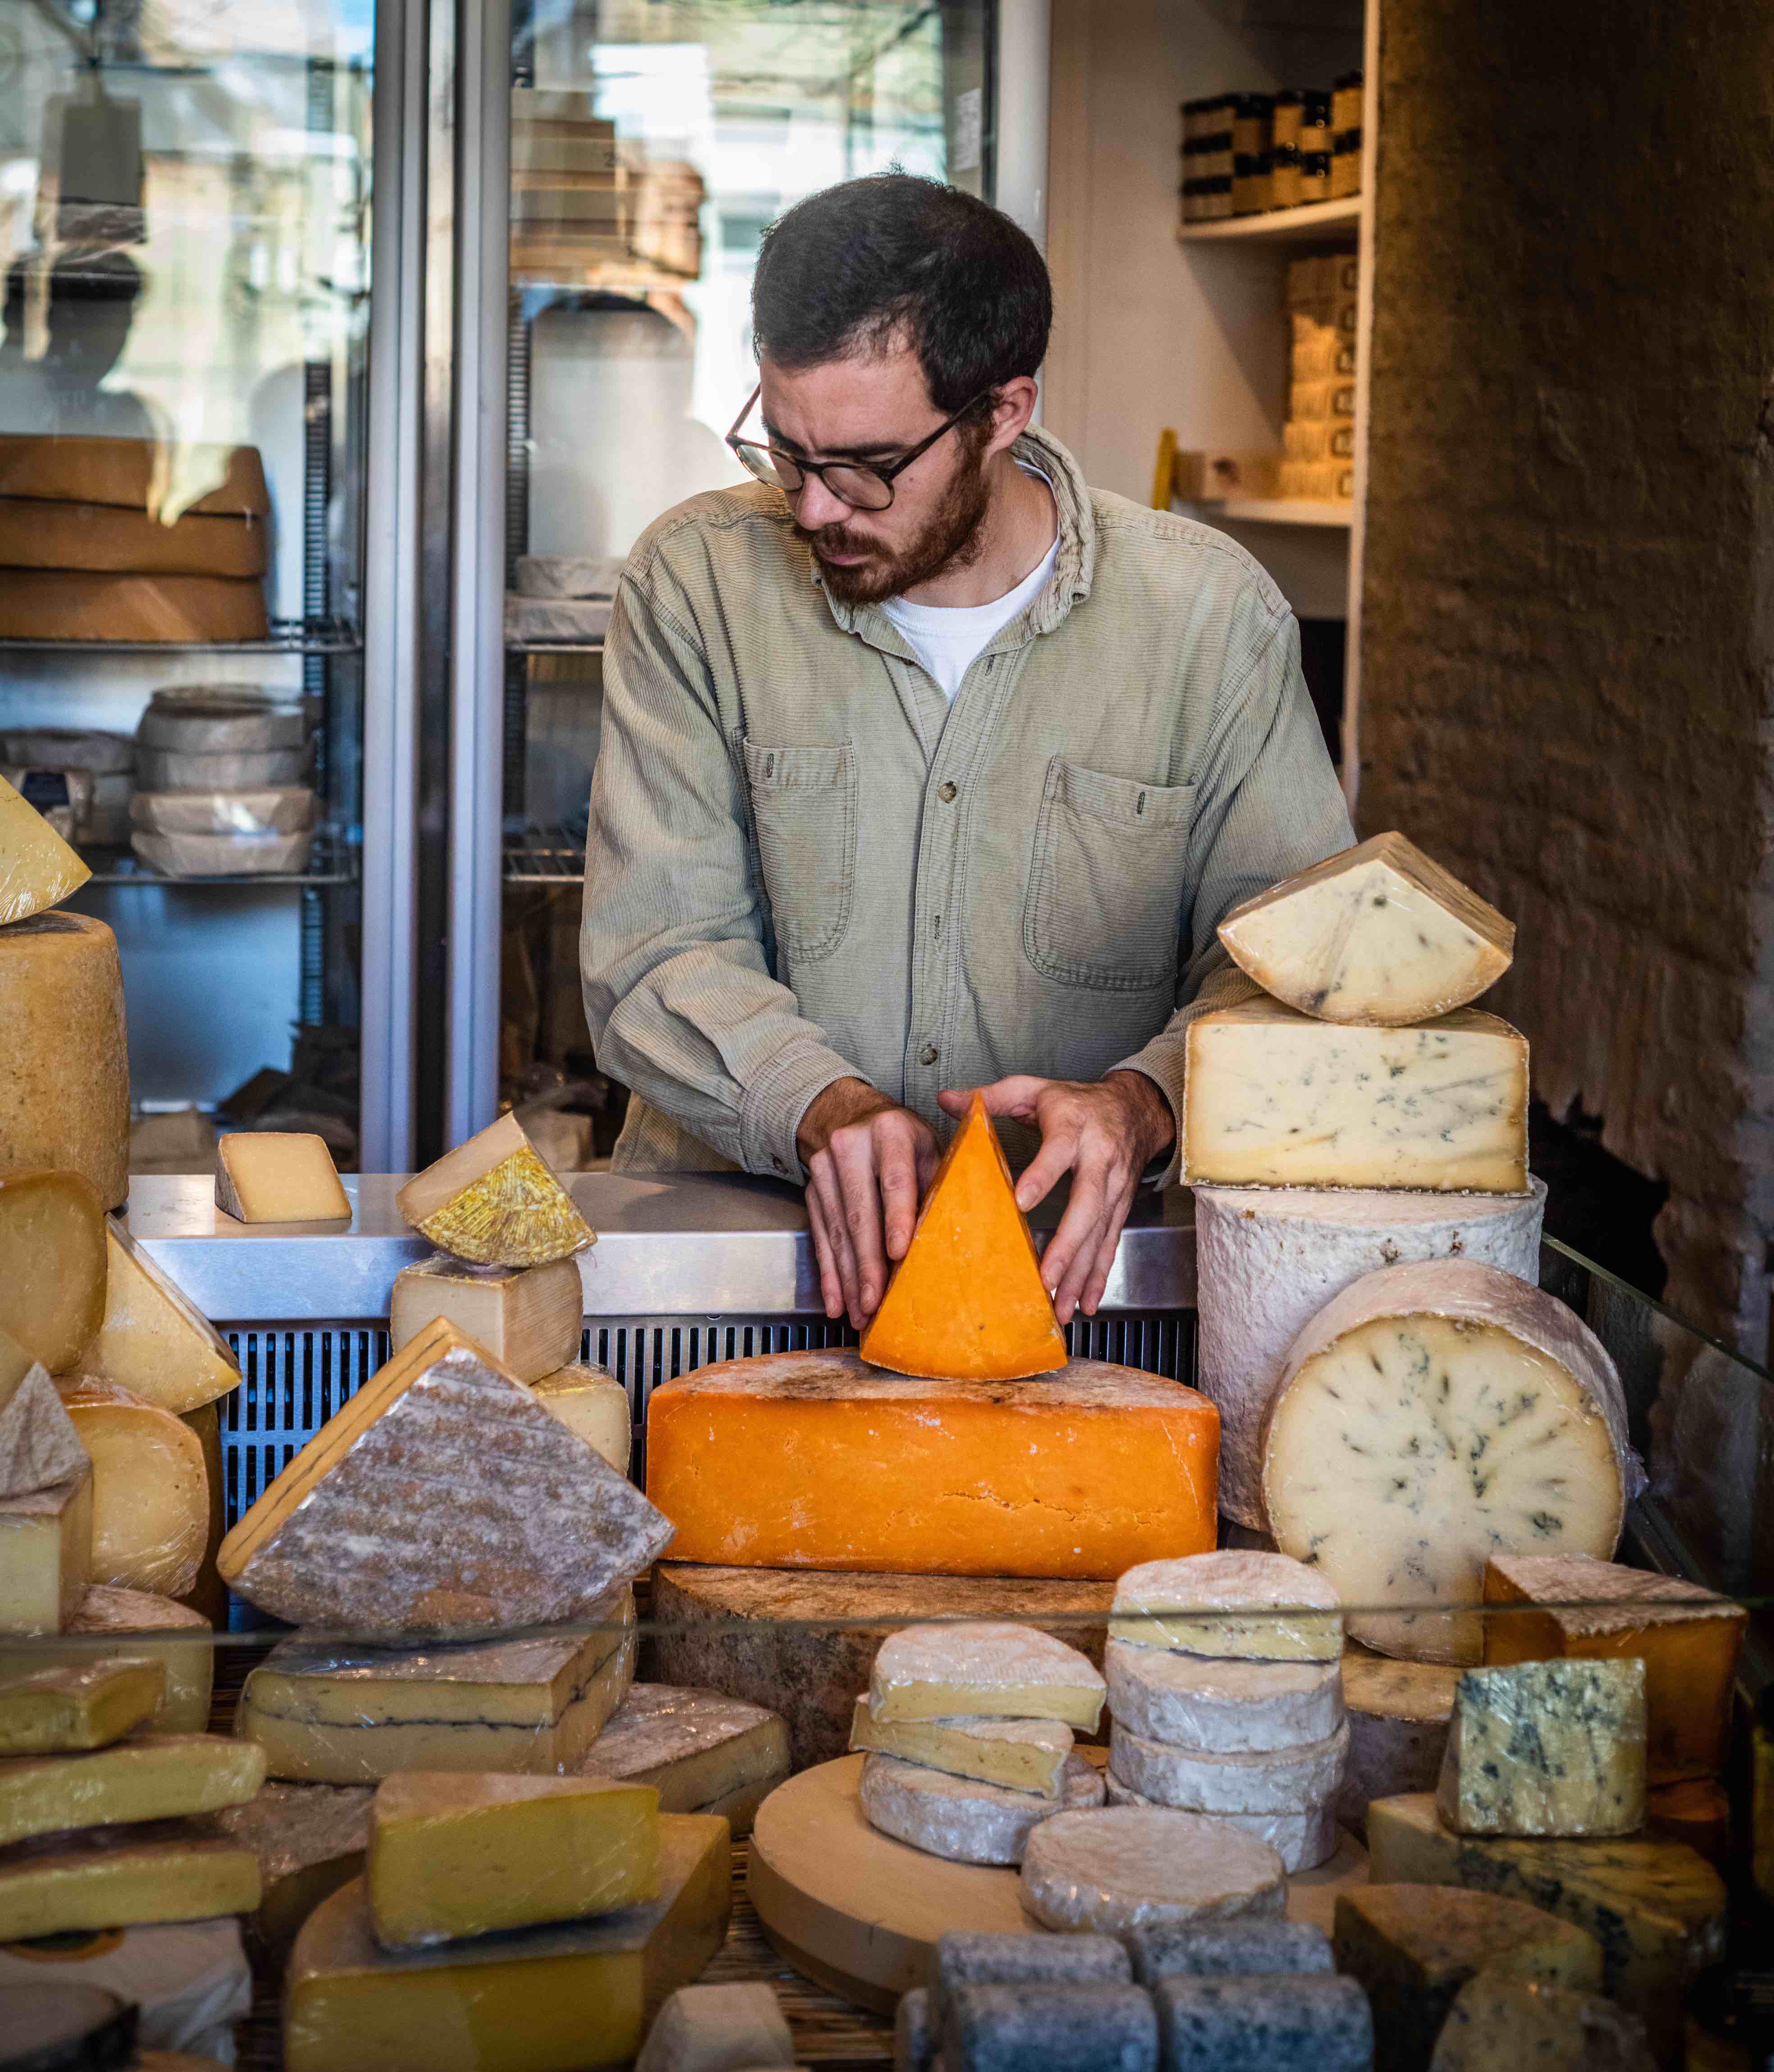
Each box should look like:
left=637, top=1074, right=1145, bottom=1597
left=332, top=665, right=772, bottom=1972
left=798, top=428, right=993, bottom=606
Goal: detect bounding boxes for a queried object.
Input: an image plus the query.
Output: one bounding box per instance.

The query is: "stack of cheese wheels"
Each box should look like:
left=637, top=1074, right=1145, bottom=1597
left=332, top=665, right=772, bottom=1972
left=849, top=1623, right=1108, bottom=1866
left=130, top=688, right=316, bottom=879
left=1103, top=1553, right=1346, bottom=1871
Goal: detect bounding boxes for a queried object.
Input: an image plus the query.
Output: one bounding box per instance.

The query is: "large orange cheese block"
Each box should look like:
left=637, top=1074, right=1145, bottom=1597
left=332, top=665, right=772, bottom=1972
left=645, top=1349, right=1218, bottom=1579
left=859, top=1090, right=1066, bottom=1381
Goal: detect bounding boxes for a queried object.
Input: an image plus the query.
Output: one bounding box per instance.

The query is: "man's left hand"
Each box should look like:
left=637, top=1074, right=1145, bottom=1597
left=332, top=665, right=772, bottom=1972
left=937, top=1070, right=1176, bottom=1325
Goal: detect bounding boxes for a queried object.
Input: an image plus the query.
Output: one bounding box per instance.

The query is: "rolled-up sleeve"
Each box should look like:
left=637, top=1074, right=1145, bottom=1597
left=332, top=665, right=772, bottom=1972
left=1114, top=609, right=1355, bottom=1185
left=579, top=575, right=857, bottom=1179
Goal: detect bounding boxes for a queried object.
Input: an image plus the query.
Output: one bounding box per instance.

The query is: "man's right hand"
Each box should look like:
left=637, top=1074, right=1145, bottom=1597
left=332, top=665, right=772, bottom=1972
left=797, top=1078, right=938, bottom=1330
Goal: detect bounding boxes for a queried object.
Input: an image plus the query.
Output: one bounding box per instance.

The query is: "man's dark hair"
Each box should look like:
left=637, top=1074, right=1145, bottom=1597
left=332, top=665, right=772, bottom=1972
left=752, top=174, right=1051, bottom=415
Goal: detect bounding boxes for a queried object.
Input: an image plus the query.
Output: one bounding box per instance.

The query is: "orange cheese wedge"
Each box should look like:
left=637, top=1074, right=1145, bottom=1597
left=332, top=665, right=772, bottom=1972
left=860, top=1090, right=1068, bottom=1381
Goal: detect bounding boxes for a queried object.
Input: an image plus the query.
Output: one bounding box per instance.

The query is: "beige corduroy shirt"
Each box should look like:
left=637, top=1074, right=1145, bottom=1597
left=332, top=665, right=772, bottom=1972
left=580, top=426, right=1354, bottom=1186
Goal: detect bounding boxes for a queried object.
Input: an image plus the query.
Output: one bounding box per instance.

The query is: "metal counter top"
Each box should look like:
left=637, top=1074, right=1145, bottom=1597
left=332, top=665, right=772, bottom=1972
left=124, top=1171, right=1197, bottom=1322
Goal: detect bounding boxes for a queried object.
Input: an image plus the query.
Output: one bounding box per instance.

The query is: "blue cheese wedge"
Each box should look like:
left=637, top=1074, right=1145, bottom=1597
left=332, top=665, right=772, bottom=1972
left=1437, top=1660, right=1646, bottom=1837
left=1428, top=1973, right=1656, bottom=2072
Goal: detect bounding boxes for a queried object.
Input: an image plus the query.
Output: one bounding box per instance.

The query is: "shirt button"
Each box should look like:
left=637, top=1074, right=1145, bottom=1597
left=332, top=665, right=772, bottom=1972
left=937, top=781, right=958, bottom=803
left=920, top=1044, right=939, bottom=1066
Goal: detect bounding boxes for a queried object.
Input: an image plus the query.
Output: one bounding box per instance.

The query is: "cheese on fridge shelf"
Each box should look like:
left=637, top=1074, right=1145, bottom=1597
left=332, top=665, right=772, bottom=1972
left=1437, top=1659, right=1646, bottom=1838
left=137, top=701, right=306, bottom=754
left=580, top=1685, right=788, bottom=1833
left=0, top=1733, right=265, bottom=1847
left=86, top=1220, right=240, bottom=1416
left=389, top=1253, right=583, bottom=1384
left=135, top=747, right=309, bottom=791
left=0, top=731, right=133, bottom=845
left=529, top=1365, right=629, bottom=1473
left=1427, top=1974, right=1656, bottom=2072
left=1104, top=1639, right=1343, bottom=1753
left=858, top=1089, right=1067, bottom=1382
left=645, top=1350, right=1217, bottom=1579
left=0, top=499, right=268, bottom=578
left=132, top=829, right=313, bottom=879
left=0, top=572, right=269, bottom=644
left=1216, top=833, right=1515, bottom=1025
left=867, top=1624, right=1105, bottom=1730
left=0, top=1661, right=165, bottom=1756
left=1018, top=1806, right=1286, bottom=1932
left=0, top=1471, right=93, bottom=1633
left=0, top=435, right=271, bottom=517
left=0, top=918, right=131, bottom=1209
left=1102, top=1771, right=1339, bottom=1874
left=848, top=1702, right=1073, bottom=1796
left=1108, top=1720, right=1349, bottom=1815
left=396, top=1111, right=596, bottom=1267
left=1109, top=1552, right=1343, bottom=1661
left=0, top=771, right=91, bottom=920
left=3, top=1586, right=215, bottom=1733
left=214, top=1133, right=350, bottom=1223
left=857, top=1749, right=1104, bottom=1867
left=0, top=1172, right=109, bottom=1379
left=131, top=787, right=314, bottom=837
left=55, top=1379, right=209, bottom=1599
left=1263, top=1261, right=1635, bottom=1665
left=0, top=1820, right=260, bottom=1940
left=0, top=1346, right=88, bottom=1498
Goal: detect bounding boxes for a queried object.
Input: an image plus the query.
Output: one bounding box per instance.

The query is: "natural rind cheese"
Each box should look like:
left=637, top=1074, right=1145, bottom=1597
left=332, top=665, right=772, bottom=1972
left=131, top=787, right=315, bottom=837
left=1104, top=1639, right=1343, bottom=1753
left=0, top=497, right=267, bottom=577
left=0, top=1354, right=88, bottom=1498
left=1182, top=1001, right=1530, bottom=1193
left=1109, top=1552, right=1342, bottom=1661
left=135, top=746, right=308, bottom=791
left=85, top=1220, right=240, bottom=1416
left=530, top=1364, right=630, bottom=1474
left=389, top=1253, right=582, bottom=1384
left=132, top=829, right=313, bottom=879
left=1216, top=832, right=1515, bottom=1025
left=219, top=1321, right=671, bottom=1633
left=0, top=1732, right=265, bottom=1846
left=1019, top=1806, right=1287, bottom=1931
left=3, top=1586, right=214, bottom=1733
left=1482, top=1554, right=1746, bottom=1785
left=1109, top=1719, right=1349, bottom=1814
left=1193, top=1182, right=1546, bottom=1527
left=948, top=1981, right=1159, bottom=2072
left=634, top=1983, right=795, bottom=2072
left=1438, top=1659, right=1646, bottom=1837
left=1339, top=1648, right=1457, bottom=1834
left=366, top=1770, right=662, bottom=1948
left=582, top=1685, right=789, bottom=1830
left=0, top=1471, right=93, bottom=1632
left=0, top=1661, right=164, bottom=1754
left=137, top=701, right=305, bottom=754
left=929, top=1932, right=1133, bottom=2043
left=0, top=1819, right=260, bottom=1939
left=648, top=1351, right=1216, bottom=1579
left=1263, top=1261, right=1634, bottom=1663
left=215, top=1134, right=351, bottom=1224
left=284, top=1816, right=731, bottom=2072
left=1102, top=1771, right=1339, bottom=1873
left=56, top=1379, right=208, bottom=1598
left=848, top=1700, right=1072, bottom=1796
left=0, top=571, right=269, bottom=645
left=1122, top=1917, right=1333, bottom=1982
left=858, top=1089, right=1066, bottom=1381
left=0, top=924, right=130, bottom=1210
left=0, top=435, right=271, bottom=517
left=858, top=1749, right=1103, bottom=1866
left=1153, top=1974, right=1374, bottom=2072
left=868, top=1623, right=1105, bottom=1730
left=396, top=1111, right=595, bottom=1267
left=0, top=770, right=90, bottom=921
left=1427, top=1972, right=1657, bottom=2072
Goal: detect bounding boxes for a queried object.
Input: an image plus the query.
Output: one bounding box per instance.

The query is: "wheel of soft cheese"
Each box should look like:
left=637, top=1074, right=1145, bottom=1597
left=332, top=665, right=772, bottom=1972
left=1110, top=1552, right=1343, bottom=1661
left=1108, top=1720, right=1349, bottom=1815
left=1103, top=1771, right=1340, bottom=1873
left=1104, top=1639, right=1343, bottom=1753
left=1262, top=1261, right=1638, bottom=1666
left=858, top=1749, right=1104, bottom=1866
left=1018, top=1806, right=1287, bottom=1931
left=1195, top=1182, right=1547, bottom=1528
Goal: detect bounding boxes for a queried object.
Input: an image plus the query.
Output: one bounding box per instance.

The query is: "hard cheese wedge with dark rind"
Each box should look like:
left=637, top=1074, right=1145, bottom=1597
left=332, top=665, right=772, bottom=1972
left=860, top=1091, right=1065, bottom=1381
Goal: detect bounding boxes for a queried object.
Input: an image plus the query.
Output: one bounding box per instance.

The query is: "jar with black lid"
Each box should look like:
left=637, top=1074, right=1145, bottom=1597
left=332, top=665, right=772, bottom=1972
left=1232, top=92, right=1272, bottom=158
left=1269, top=143, right=1303, bottom=209
left=1332, top=71, right=1364, bottom=133
left=1231, top=151, right=1262, bottom=215
left=1271, top=90, right=1305, bottom=150
left=1329, top=129, right=1361, bottom=199
left=1300, top=150, right=1331, bottom=205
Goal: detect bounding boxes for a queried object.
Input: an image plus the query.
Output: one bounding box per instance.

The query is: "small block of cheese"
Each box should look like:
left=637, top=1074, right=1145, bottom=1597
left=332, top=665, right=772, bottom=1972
left=1105, top=1639, right=1342, bottom=1753
left=389, top=1252, right=582, bottom=1385
left=367, top=1769, right=661, bottom=1948
left=212, top=1778, right=374, bottom=1947
left=219, top=1320, right=671, bottom=1633
left=1263, top=1261, right=1635, bottom=1665
left=634, top=1982, right=794, bottom=2072
left=646, top=1349, right=1218, bottom=1579
left=1332, top=1883, right=1603, bottom=2072
left=0, top=1168, right=108, bottom=1374
left=0, top=1470, right=93, bottom=1633
left=55, top=1379, right=208, bottom=1599
left=859, top=1749, right=1104, bottom=1866
left=1109, top=1552, right=1343, bottom=1661
left=849, top=1697, right=1073, bottom=1796
left=1018, top=1805, right=1287, bottom=1932
left=0, top=1731, right=265, bottom=1846
left=1182, top=1000, right=1530, bottom=1193
left=0, top=768, right=90, bottom=922
left=7, top=1585, right=215, bottom=1732
left=215, top=1133, right=350, bottom=1224
left=1216, top=831, right=1514, bottom=1026
left=1109, top=1719, right=1348, bottom=1815
left=0, top=916, right=130, bottom=1210
left=0, top=1818, right=260, bottom=1938
left=1428, top=1973, right=1656, bottom=2072
left=396, top=1111, right=594, bottom=1267
left=284, top=1815, right=731, bottom=2072
left=1338, top=1646, right=1458, bottom=1834
left=859, top=1090, right=1066, bottom=1382
left=930, top=1931, right=1131, bottom=2045
left=529, top=1363, right=630, bottom=1474
left=86, top=1220, right=241, bottom=1415
left=1102, top=1771, right=1340, bottom=1872
left=584, top=1684, right=789, bottom=1822
left=0, top=1354, right=88, bottom=1498
left=1438, top=1659, right=1646, bottom=1837
left=0, top=1659, right=165, bottom=1754
left=869, top=1621, right=1105, bottom=1729
left=1482, top=1554, right=1746, bottom=1784
left=1122, top=1917, right=1333, bottom=1983
left=1153, top=1973, right=1373, bottom=2072
left=947, top=1981, right=1159, bottom=2072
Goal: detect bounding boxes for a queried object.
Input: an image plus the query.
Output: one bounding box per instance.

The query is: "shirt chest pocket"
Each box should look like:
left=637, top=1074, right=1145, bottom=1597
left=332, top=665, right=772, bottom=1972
left=741, top=738, right=858, bottom=965
left=1022, top=757, right=1196, bottom=992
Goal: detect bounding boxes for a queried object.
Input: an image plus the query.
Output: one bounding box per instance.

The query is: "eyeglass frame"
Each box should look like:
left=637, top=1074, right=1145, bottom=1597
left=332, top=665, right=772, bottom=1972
left=723, top=382, right=996, bottom=511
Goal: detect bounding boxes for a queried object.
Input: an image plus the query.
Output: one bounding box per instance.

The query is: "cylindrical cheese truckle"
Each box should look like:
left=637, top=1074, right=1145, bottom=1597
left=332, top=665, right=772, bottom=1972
left=55, top=1380, right=210, bottom=1600
left=0, top=914, right=129, bottom=1208
left=1195, top=1182, right=1547, bottom=1528
left=1262, top=1261, right=1637, bottom=1666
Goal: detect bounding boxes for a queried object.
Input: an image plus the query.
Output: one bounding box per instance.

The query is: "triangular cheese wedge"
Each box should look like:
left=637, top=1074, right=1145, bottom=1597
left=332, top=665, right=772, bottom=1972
left=218, top=1319, right=672, bottom=1633
left=396, top=1112, right=595, bottom=1267
left=86, top=1219, right=241, bottom=1415
left=0, top=770, right=90, bottom=924
left=0, top=1337, right=88, bottom=1500
left=860, top=1092, right=1067, bottom=1381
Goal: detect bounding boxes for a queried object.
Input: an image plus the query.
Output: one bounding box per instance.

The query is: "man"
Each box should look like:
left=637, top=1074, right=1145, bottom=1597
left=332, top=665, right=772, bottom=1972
left=581, top=174, right=1353, bottom=1333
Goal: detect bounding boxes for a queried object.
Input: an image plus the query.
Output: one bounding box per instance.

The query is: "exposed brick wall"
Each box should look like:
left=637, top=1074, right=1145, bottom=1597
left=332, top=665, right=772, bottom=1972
left=1359, top=1, right=1774, bottom=1359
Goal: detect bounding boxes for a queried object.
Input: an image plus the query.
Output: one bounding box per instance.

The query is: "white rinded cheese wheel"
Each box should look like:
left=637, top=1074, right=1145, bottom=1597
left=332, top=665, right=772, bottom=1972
left=857, top=1749, right=1104, bottom=1866
left=137, top=703, right=305, bottom=754
left=1108, top=1720, right=1349, bottom=1814
left=1102, top=1771, right=1339, bottom=1872
left=1195, top=1181, right=1547, bottom=1527
left=1263, top=1261, right=1638, bottom=1666
left=1019, top=1806, right=1286, bottom=1931
left=1104, top=1639, right=1342, bottom=1753
left=1110, top=1551, right=1342, bottom=1661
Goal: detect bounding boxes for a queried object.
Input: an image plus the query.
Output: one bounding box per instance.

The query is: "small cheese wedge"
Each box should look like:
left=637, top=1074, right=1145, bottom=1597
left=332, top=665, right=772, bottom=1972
left=0, top=1660, right=165, bottom=1754
left=1438, top=1659, right=1645, bottom=1838
left=0, top=1585, right=215, bottom=1732
left=529, top=1363, right=630, bottom=1473
left=1216, top=832, right=1515, bottom=1025
left=1109, top=1552, right=1343, bottom=1661
left=215, top=1133, right=351, bottom=1224
left=1428, top=1972, right=1656, bottom=2072
left=85, top=1220, right=241, bottom=1414
left=56, top=1378, right=209, bottom=1598
left=634, top=1984, right=794, bottom=2072
left=0, top=1348, right=87, bottom=1498
left=868, top=1622, right=1105, bottom=1729
left=848, top=1698, right=1072, bottom=1796
left=0, top=1820, right=261, bottom=1939
left=366, top=1770, right=662, bottom=1947
left=389, top=1253, right=582, bottom=1384
left=0, top=1470, right=93, bottom=1632
left=0, top=1169, right=108, bottom=1375
left=0, top=1731, right=265, bottom=1846
left=395, top=1111, right=594, bottom=1267
left=0, top=768, right=91, bottom=922
left=859, top=1091, right=1066, bottom=1380
left=581, top=1684, right=789, bottom=1833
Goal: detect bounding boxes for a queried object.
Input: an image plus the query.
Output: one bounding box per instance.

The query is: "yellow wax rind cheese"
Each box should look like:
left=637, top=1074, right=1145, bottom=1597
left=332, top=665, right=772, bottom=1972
left=0, top=920, right=130, bottom=1210
left=389, top=1253, right=583, bottom=1385
left=87, top=1220, right=241, bottom=1414
left=0, top=769, right=90, bottom=923
left=0, top=1168, right=109, bottom=1374
left=0, top=1731, right=266, bottom=1846
left=0, top=1819, right=261, bottom=1938
left=215, top=1133, right=351, bottom=1224
left=0, top=1470, right=93, bottom=1634
left=396, top=1111, right=596, bottom=1267
left=55, top=1378, right=209, bottom=1599
left=0, top=1659, right=165, bottom=1754
left=0, top=1357, right=88, bottom=1499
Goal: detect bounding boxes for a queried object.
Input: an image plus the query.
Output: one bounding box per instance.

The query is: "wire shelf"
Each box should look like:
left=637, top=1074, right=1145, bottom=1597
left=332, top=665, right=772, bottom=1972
left=503, top=827, right=586, bottom=884
left=0, top=618, right=363, bottom=657
left=80, top=830, right=358, bottom=888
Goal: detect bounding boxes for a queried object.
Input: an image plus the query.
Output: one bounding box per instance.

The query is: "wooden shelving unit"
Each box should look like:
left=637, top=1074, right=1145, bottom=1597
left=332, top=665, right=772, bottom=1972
left=1176, top=196, right=1362, bottom=246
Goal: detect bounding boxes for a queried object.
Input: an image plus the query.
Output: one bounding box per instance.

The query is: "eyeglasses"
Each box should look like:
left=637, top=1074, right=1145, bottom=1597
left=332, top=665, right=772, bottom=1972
left=724, top=383, right=993, bottom=513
